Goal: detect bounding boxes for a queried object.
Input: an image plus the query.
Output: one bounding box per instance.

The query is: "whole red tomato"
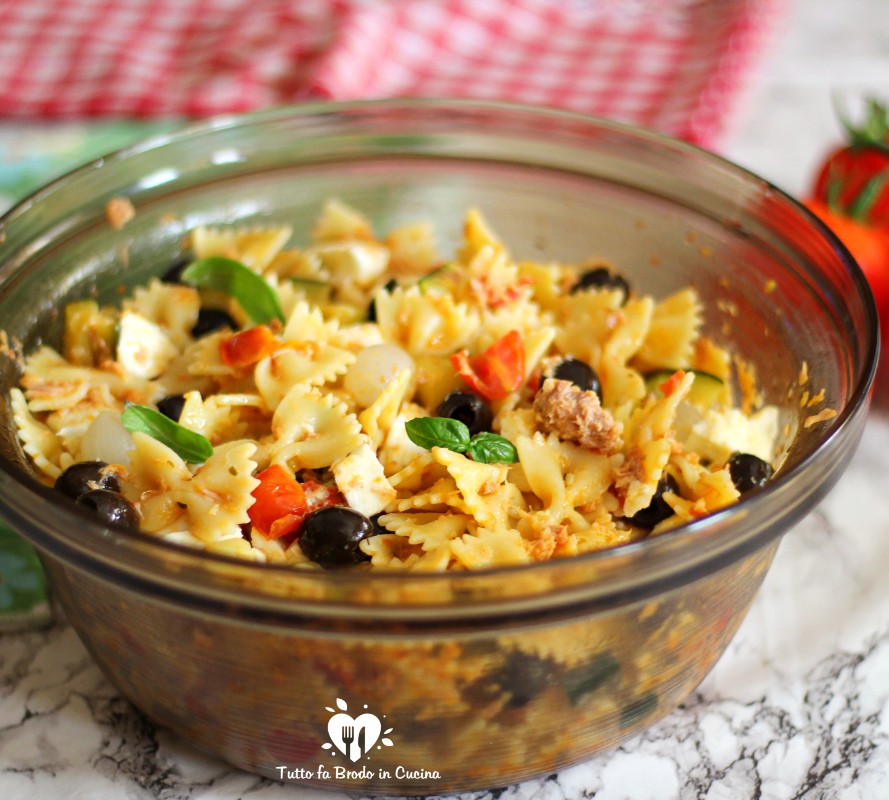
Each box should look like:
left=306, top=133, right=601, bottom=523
left=804, top=198, right=889, bottom=318
left=813, top=145, right=889, bottom=228
left=806, top=97, right=889, bottom=352
left=811, top=99, right=889, bottom=228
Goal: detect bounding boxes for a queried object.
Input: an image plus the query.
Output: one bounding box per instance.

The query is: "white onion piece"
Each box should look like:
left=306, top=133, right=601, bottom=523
left=80, top=410, right=135, bottom=466
left=344, top=343, right=415, bottom=408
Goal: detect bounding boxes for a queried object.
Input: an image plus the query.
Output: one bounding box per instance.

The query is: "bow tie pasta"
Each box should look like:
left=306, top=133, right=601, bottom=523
left=10, top=199, right=810, bottom=571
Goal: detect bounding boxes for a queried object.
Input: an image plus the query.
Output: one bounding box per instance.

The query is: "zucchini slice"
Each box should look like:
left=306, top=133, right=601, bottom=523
left=417, top=263, right=455, bottom=294
left=287, top=277, right=331, bottom=305
left=644, top=369, right=726, bottom=407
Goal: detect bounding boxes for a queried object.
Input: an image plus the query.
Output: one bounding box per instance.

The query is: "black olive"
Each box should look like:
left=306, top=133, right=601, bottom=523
left=570, top=266, right=630, bottom=301
left=367, top=278, right=397, bottom=323
left=549, top=357, right=602, bottom=397
left=370, top=513, right=388, bottom=537
left=486, top=650, right=554, bottom=709
left=727, top=452, right=774, bottom=494
left=55, top=461, right=120, bottom=499
left=628, top=473, right=679, bottom=529
left=157, top=394, right=186, bottom=422
left=299, top=506, right=374, bottom=567
left=436, top=391, right=493, bottom=436
left=76, top=489, right=140, bottom=530
left=191, top=308, right=238, bottom=338
left=160, top=256, right=191, bottom=284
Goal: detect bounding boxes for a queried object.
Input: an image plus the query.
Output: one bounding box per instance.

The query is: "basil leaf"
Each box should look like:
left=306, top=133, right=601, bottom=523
left=404, top=417, right=471, bottom=452
left=404, top=418, right=518, bottom=463
left=121, top=404, right=214, bottom=463
left=466, top=432, right=518, bottom=464
left=181, top=257, right=285, bottom=325
left=564, top=652, right=620, bottom=706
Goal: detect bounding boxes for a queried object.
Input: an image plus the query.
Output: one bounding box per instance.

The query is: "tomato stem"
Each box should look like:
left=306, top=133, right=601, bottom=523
left=837, top=96, right=889, bottom=153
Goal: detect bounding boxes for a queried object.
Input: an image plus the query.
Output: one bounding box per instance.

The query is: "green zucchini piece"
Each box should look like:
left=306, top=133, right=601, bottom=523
left=643, top=368, right=725, bottom=407
left=417, top=263, right=455, bottom=294
left=287, top=277, right=331, bottom=305
left=619, top=691, right=659, bottom=728
left=564, top=652, right=620, bottom=706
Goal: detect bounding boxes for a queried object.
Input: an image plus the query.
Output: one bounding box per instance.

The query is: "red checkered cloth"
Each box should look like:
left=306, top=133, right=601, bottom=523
left=0, top=0, right=786, bottom=147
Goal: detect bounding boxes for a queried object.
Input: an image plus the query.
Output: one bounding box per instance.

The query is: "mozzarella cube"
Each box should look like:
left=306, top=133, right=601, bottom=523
left=379, top=411, right=429, bottom=474
left=116, top=310, right=178, bottom=379
left=677, top=402, right=779, bottom=465
left=332, top=442, right=396, bottom=517
left=317, top=242, right=389, bottom=289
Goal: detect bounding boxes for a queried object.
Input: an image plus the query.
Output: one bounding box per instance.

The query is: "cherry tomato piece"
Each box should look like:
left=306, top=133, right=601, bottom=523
left=450, top=329, right=525, bottom=402
left=248, top=464, right=308, bottom=539
left=220, top=325, right=279, bottom=368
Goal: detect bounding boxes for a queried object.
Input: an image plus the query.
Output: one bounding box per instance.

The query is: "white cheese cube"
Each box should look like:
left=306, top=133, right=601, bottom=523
left=317, top=242, right=389, bottom=289
left=116, top=310, right=178, bottom=379
left=379, top=410, right=429, bottom=474
left=676, top=402, right=779, bottom=465
left=332, top=442, right=397, bottom=517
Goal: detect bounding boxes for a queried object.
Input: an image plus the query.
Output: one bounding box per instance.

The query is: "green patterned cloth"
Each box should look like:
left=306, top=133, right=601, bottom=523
left=0, top=119, right=169, bottom=630
left=0, top=119, right=173, bottom=211
left=0, top=520, right=51, bottom=631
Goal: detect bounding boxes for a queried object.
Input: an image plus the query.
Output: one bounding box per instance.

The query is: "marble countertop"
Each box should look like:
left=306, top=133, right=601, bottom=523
left=3, top=1, right=889, bottom=798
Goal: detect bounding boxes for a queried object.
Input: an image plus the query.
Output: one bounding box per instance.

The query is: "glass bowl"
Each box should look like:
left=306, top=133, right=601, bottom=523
left=0, top=99, right=876, bottom=795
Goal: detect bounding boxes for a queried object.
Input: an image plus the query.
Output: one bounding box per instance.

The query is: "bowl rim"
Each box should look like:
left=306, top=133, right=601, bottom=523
left=0, top=97, right=878, bottom=613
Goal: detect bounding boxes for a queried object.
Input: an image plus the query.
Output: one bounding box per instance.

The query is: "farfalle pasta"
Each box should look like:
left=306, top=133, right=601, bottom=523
left=10, top=199, right=785, bottom=570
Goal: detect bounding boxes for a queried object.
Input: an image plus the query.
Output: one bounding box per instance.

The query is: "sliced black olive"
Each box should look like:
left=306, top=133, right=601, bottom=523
left=570, top=266, right=630, bottom=301
left=157, top=394, right=186, bottom=422
left=160, top=256, right=191, bottom=284
left=487, top=651, right=554, bottom=709
left=299, top=506, right=374, bottom=567
left=436, top=391, right=493, bottom=436
left=727, top=452, right=774, bottom=494
left=367, top=278, right=397, bottom=323
left=76, top=489, right=140, bottom=530
left=55, top=461, right=120, bottom=499
left=549, top=357, right=602, bottom=397
left=628, top=473, right=679, bottom=529
left=191, top=308, right=238, bottom=338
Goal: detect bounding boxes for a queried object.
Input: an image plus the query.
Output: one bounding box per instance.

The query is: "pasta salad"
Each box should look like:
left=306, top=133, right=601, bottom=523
left=10, top=200, right=781, bottom=570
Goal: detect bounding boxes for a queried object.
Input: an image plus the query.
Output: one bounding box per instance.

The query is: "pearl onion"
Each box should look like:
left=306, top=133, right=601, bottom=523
left=80, top=410, right=134, bottom=466
left=344, top=343, right=415, bottom=407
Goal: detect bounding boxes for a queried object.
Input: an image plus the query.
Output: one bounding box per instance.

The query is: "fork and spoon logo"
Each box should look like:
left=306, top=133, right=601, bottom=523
left=323, top=698, right=395, bottom=762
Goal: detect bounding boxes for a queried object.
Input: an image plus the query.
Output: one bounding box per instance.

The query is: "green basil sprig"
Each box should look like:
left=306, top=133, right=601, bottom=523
left=181, top=257, right=285, bottom=325
left=121, top=404, right=214, bottom=464
left=404, top=417, right=518, bottom=464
